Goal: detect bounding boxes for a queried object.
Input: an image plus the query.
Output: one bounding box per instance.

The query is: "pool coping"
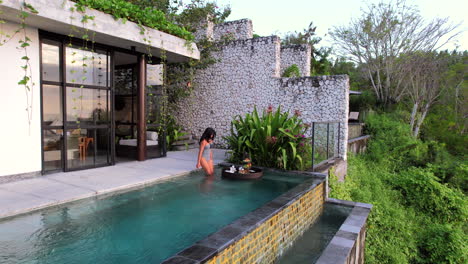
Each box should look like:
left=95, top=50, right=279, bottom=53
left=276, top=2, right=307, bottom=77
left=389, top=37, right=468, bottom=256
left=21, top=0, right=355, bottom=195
left=161, top=166, right=327, bottom=264
left=315, top=198, right=372, bottom=264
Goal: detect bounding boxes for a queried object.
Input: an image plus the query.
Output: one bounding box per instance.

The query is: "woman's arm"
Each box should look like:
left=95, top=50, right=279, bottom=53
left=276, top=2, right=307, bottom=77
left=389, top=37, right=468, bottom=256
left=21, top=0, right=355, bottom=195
left=196, top=140, right=205, bottom=168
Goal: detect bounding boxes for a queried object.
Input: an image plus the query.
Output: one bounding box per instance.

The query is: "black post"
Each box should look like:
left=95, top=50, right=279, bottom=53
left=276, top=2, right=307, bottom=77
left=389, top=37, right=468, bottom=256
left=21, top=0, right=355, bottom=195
left=137, top=54, right=147, bottom=161
left=337, top=122, right=341, bottom=157
left=326, top=123, right=330, bottom=159
left=311, top=122, right=315, bottom=171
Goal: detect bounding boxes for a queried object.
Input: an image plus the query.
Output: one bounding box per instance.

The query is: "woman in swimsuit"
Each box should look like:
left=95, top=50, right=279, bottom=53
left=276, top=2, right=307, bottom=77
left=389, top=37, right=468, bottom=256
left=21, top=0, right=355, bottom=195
left=196, top=127, right=216, bottom=176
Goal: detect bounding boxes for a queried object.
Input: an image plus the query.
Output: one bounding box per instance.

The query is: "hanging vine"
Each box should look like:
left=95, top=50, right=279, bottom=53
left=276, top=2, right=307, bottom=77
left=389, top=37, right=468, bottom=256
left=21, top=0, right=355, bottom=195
left=67, top=2, right=98, bottom=128
left=17, top=2, right=38, bottom=132
left=0, top=1, right=38, bottom=131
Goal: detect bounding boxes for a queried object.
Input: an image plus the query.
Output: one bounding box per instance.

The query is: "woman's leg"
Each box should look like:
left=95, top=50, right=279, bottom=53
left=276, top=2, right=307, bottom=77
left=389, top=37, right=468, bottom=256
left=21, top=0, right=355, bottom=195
left=208, top=159, right=214, bottom=175
left=200, top=158, right=213, bottom=176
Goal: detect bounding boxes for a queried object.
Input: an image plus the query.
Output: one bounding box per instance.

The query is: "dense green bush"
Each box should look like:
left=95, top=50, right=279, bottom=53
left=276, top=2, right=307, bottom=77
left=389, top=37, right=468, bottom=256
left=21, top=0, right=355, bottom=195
left=421, top=105, right=468, bottom=157
left=330, top=156, right=419, bottom=263
left=224, top=106, right=310, bottom=170
left=392, top=167, right=467, bottom=223
left=329, top=111, right=467, bottom=263
left=417, top=223, right=467, bottom=264
left=281, top=64, right=301, bottom=77
left=349, top=90, right=376, bottom=112
left=71, top=0, right=194, bottom=40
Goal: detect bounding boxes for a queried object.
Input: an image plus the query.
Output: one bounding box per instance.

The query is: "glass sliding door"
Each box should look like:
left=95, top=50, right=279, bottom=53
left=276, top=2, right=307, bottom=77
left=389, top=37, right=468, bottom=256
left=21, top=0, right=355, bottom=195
left=40, top=34, right=113, bottom=173
left=41, top=41, right=64, bottom=172
left=64, top=46, right=112, bottom=170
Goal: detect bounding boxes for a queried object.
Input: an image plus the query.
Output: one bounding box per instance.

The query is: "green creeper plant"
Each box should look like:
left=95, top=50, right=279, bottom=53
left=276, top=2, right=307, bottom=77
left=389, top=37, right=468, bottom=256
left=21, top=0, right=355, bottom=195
left=70, top=0, right=193, bottom=41
left=282, top=64, right=301, bottom=78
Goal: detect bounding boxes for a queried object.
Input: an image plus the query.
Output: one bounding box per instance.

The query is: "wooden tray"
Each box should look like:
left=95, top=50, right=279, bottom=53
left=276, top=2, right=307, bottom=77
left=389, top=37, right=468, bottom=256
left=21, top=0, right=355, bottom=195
left=221, top=166, right=263, bottom=180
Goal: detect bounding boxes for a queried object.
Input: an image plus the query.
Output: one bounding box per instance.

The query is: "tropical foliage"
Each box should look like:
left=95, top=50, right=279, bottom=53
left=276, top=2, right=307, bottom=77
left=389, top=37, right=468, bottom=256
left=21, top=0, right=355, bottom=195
left=329, top=112, right=467, bottom=264
left=224, top=106, right=310, bottom=170
left=154, top=115, right=187, bottom=150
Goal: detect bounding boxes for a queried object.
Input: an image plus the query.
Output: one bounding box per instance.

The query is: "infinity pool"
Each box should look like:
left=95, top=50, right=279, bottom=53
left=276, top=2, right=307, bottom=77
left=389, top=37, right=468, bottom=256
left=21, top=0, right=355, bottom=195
left=277, top=203, right=353, bottom=263
left=0, top=169, right=310, bottom=264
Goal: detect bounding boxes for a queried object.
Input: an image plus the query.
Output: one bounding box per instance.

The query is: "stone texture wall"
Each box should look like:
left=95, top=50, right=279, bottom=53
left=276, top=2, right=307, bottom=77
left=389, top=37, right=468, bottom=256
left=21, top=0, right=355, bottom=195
left=193, top=16, right=214, bottom=41
left=280, top=44, right=311, bottom=77
left=175, top=19, right=349, bottom=159
left=213, top=19, right=253, bottom=41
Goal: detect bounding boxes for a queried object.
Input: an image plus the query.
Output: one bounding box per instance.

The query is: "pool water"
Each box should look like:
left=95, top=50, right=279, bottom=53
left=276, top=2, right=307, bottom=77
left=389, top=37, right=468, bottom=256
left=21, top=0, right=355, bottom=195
left=276, top=203, right=353, bottom=263
left=0, top=169, right=310, bottom=264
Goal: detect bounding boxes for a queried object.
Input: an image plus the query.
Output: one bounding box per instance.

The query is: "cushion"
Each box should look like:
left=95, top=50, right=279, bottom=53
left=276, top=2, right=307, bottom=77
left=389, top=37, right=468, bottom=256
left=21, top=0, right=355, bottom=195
left=349, top=112, right=359, bottom=120
left=119, top=139, right=158, bottom=146
left=146, top=131, right=158, bottom=141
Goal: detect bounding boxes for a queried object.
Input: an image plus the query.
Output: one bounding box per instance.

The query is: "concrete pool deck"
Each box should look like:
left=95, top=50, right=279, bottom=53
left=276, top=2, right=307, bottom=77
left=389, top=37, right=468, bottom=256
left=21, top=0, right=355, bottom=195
left=0, top=149, right=228, bottom=220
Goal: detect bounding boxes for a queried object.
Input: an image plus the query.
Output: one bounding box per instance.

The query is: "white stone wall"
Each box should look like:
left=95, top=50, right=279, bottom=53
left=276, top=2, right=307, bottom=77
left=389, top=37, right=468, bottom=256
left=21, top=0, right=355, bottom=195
left=213, top=19, right=253, bottom=41
left=0, top=21, right=42, bottom=177
left=280, top=44, right=311, bottom=77
left=173, top=22, right=350, bottom=159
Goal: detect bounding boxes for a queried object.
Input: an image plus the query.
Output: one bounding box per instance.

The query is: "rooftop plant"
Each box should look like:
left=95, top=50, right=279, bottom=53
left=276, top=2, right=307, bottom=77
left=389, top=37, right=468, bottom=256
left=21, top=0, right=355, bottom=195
left=71, top=0, right=194, bottom=41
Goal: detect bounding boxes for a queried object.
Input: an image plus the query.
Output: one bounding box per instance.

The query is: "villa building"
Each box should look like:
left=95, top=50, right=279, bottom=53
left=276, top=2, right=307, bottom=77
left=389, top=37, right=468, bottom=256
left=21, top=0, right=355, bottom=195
left=0, top=0, right=199, bottom=179
left=0, top=0, right=349, bottom=181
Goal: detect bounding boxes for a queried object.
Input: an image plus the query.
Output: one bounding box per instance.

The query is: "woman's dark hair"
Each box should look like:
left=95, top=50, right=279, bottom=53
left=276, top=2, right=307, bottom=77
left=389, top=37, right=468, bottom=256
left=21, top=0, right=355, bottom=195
left=199, top=127, right=216, bottom=144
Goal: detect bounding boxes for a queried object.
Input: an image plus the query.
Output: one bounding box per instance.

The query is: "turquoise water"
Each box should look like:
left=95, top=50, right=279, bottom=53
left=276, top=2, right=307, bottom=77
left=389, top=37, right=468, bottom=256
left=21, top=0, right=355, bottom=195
left=277, top=203, right=353, bottom=263
left=0, top=169, right=309, bottom=264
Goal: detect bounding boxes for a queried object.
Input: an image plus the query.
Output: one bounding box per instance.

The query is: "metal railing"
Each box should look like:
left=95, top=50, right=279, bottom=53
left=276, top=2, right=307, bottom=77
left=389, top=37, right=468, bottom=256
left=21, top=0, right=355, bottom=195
left=311, top=121, right=341, bottom=171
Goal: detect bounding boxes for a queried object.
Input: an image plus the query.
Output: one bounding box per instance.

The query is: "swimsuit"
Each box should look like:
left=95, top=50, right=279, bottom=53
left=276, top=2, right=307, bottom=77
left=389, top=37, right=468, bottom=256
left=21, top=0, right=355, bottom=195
left=202, top=143, right=211, bottom=160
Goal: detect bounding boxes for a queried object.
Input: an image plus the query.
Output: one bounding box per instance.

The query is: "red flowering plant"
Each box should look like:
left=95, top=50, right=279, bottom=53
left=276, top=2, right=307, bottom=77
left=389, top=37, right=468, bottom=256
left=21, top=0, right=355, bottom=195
left=224, top=106, right=311, bottom=170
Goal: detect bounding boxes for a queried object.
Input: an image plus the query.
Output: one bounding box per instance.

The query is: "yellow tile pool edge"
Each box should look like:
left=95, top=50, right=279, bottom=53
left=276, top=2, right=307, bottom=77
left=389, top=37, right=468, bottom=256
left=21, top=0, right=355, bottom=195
left=205, top=182, right=325, bottom=264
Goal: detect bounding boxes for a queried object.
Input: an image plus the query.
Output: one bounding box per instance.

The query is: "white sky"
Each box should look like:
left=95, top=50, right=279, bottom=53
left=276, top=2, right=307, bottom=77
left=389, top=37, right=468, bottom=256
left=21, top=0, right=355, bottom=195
left=215, top=0, right=468, bottom=52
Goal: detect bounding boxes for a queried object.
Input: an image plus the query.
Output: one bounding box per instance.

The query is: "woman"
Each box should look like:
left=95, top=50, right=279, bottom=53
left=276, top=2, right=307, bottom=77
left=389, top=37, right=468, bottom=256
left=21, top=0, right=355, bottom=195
left=196, top=127, right=216, bottom=176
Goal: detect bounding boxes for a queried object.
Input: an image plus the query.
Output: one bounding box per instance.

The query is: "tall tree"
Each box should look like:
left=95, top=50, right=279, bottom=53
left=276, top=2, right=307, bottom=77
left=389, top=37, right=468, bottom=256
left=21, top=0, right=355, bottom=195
left=330, top=0, right=460, bottom=105
left=400, top=51, right=449, bottom=137
left=282, top=22, right=332, bottom=75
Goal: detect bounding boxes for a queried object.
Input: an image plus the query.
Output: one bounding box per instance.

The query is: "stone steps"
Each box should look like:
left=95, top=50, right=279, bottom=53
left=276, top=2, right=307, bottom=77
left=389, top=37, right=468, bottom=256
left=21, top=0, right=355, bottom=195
left=173, top=144, right=198, bottom=151
left=172, top=139, right=198, bottom=146
left=177, top=132, right=193, bottom=141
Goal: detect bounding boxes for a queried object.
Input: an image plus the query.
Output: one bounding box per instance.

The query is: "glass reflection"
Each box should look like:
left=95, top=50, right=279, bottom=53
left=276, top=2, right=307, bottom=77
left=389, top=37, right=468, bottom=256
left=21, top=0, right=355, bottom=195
left=42, top=85, right=63, bottom=125
left=66, top=88, right=108, bottom=125
left=41, top=43, right=60, bottom=82
left=66, top=47, right=108, bottom=87
left=43, top=129, right=63, bottom=171
left=67, top=129, right=95, bottom=169
left=95, top=128, right=109, bottom=165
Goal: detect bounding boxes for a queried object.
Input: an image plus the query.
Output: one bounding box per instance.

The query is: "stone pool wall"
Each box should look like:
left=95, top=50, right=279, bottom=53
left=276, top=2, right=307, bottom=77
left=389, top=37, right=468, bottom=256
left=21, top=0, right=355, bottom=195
left=317, top=199, right=372, bottom=264
left=205, top=182, right=324, bottom=263
left=173, top=18, right=349, bottom=159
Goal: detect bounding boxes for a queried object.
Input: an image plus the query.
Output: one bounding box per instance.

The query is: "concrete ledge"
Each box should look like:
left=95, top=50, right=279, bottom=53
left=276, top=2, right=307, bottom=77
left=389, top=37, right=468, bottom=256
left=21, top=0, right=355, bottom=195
left=316, top=199, right=372, bottom=264
left=0, top=171, right=41, bottom=184
left=348, top=135, right=371, bottom=144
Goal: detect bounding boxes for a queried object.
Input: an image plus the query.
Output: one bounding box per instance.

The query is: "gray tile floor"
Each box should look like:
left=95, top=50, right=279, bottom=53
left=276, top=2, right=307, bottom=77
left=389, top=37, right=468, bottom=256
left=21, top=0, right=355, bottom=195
left=0, top=149, right=228, bottom=219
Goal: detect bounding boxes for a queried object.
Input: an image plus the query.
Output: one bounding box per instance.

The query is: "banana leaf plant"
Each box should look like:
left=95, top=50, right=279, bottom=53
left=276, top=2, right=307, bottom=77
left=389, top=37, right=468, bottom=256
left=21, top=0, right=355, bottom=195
left=224, top=106, right=311, bottom=170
